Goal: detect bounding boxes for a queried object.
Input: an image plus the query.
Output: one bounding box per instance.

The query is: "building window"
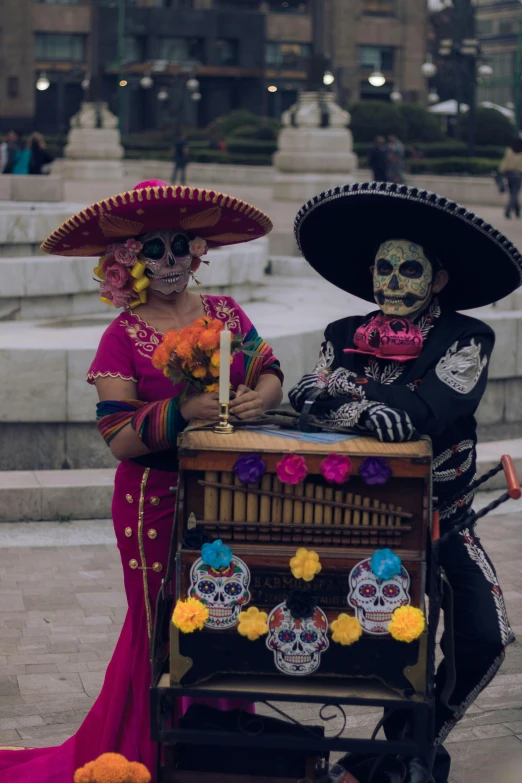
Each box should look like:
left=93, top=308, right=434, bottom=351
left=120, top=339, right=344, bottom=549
left=216, top=39, right=239, bottom=66
left=124, top=36, right=146, bottom=64
left=266, top=42, right=311, bottom=68
left=37, top=0, right=81, bottom=4
left=477, top=19, right=495, bottom=35
left=362, top=0, right=395, bottom=16
left=35, top=33, right=86, bottom=61
left=158, top=37, right=204, bottom=63
left=7, top=76, right=19, bottom=98
left=359, top=45, right=395, bottom=72
left=499, top=19, right=515, bottom=35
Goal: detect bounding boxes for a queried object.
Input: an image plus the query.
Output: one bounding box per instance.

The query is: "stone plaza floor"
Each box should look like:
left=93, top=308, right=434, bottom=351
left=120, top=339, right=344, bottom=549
left=0, top=498, right=522, bottom=782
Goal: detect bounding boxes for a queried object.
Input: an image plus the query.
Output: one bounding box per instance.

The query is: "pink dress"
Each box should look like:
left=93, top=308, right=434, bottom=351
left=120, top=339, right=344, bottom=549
left=0, top=295, right=282, bottom=782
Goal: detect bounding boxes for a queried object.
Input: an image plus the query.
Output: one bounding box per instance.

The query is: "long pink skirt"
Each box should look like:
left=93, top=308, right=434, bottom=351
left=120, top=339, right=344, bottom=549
left=0, top=460, right=251, bottom=782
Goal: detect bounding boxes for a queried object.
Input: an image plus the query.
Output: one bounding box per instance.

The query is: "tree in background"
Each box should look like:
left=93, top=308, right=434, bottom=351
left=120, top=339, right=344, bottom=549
left=456, top=107, right=515, bottom=146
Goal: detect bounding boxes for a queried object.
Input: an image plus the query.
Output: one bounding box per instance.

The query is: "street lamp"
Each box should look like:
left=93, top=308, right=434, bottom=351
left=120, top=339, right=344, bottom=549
left=140, top=74, right=153, bottom=89
left=157, top=89, right=168, bottom=102
left=191, top=91, right=202, bottom=102
left=267, top=85, right=278, bottom=93
left=368, top=71, right=386, bottom=88
left=428, top=90, right=440, bottom=104
left=390, top=87, right=403, bottom=103
left=186, top=77, right=200, bottom=92
left=323, top=71, right=335, bottom=86
left=421, top=54, right=438, bottom=79
left=477, top=63, right=493, bottom=78
left=36, top=72, right=50, bottom=91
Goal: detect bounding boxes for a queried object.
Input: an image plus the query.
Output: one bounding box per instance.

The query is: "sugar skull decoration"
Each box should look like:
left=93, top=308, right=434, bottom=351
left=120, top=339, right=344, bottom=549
left=266, top=602, right=329, bottom=676
left=348, top=557, right=411, bottom=635
left=373, top=239, right=434, bottom=318
left=189, top=555, right=251, bottom=630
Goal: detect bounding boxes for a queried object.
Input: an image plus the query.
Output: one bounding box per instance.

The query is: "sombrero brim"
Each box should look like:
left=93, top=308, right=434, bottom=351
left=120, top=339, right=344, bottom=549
left=41, top=183, right=272, bottom=257
left=295, top=182, right=522, bottom=310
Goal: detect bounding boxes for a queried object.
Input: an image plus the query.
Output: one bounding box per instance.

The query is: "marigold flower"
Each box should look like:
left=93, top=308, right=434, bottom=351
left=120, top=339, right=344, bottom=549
left=191, top=365, right=208, bottom=379
left=330, top=613, right=362, bottom=646
left=210, top=349, right=220, bottom=368
left=162, top=331, right=180, bottom=352
left=237, top=606, right=269, bottom=641
left=290, top=547, right=321, bottom=582
left=74, top=752, right=151, bottom=783
left=172, top=598, right=209, bottom=633
left=209, top=364, right=220, bottom=378
left=388, top=606, right=425, bottom=643
left=198, top=329, right=221, bottom=351
left=175, top=340, right=193, bottom=361
left=209, top=319, right=224, bottom=332
left=151, top=344, right=170, bottom=370
left=205, top=382, right=220, bottom=393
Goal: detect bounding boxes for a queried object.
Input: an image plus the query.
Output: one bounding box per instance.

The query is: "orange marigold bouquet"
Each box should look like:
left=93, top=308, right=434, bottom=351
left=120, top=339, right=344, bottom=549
left=151, top=317, right=243, bottom=394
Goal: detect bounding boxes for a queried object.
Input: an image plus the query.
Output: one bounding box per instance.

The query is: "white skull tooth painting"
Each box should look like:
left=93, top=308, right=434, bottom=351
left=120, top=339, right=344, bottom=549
left=266, top=603, right=329, bottom=676
left=189, top=556, right=251, bottom=630
left=348, top=558, right=411, bottom=635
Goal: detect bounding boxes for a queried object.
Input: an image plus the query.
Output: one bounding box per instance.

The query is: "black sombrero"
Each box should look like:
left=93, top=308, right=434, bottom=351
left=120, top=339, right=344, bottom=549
left=294, top=182, right=522, bottom=310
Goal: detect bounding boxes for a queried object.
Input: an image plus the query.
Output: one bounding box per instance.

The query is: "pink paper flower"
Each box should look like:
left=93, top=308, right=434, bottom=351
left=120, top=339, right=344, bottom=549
left=189, top=237, right=208, bottom=257
left=276, top=454, right=308, bottom=485
left=113, top=245, right=138, bottom=267
left=103, top=262, right=130, bottom=289
left=320, top=453, right=352, bottom=485
left=125, top=238, right=143, bottom=253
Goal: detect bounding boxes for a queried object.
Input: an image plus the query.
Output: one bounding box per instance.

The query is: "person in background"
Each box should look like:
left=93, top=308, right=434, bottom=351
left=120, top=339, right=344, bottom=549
left=368, top=136, right=389, bottom=182
left=11, top=135, right=31, bottom=175
left=0, top=136, right=8, bottom=173
left=499, top=137, right=522, bottom=218
left=3, top=129, right=20, bottom=174
left=388, top=133, right=405, bottom=184
left=172, top=131, right=189, bottom=185
left=29, top=132, right=54, bottom=175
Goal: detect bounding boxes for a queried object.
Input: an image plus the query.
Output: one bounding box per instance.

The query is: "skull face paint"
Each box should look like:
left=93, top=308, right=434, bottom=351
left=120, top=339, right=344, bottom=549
left=266, top=602, right=329, bottom=676
left=348, top=558, right=411, bottom=635
left=140, top=230, right=193, bottom=295
left=373, top=239, right=433, bottom=317
left=189, top=556, right=251, bottom=630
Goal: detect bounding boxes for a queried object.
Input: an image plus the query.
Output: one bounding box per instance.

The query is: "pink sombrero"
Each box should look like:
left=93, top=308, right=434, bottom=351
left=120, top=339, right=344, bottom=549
left=41, top=179, right=273, bottom=257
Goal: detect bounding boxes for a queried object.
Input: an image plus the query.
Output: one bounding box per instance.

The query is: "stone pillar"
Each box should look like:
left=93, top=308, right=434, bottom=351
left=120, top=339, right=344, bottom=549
left=272, top=91, right=357, bottom=203
left=63, top=102, right=125, bottom=180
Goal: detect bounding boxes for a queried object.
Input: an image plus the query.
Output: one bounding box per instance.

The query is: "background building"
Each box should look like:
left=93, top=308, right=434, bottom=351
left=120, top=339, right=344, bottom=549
left=475, top=0, right=522, bottom=110
left=0, top=0, right=427, bottom=135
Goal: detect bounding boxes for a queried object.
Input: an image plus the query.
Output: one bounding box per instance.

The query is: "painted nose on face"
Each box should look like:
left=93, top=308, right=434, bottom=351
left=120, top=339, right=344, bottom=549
left=167, top=253, right=175, bottom=268
left=388, top=273, right=399, bottom=291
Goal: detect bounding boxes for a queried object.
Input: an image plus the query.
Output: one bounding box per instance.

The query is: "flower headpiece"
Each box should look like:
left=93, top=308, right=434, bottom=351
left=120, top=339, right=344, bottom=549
left=93, top=236, right=209, bottom=310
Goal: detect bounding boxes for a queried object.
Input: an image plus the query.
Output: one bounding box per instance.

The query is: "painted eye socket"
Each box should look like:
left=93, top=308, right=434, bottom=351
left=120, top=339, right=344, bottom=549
left=279, top=629, right=296, bottom=643
left=301, top=630, right=318, bottom=644
left=359, top=584, right=377, bottom=597
left=383, top=584, right=400, bottom=598
left=172, top=234, right=190, bottom=256
left=376, top=259, right=393, bottom=276
left=224, top=581, right=241, bottom=596
left=399, top=260, right=424, bottom=279
left=198, top=580, right=216, bottom=595
left=142, top=237, right=165, bottom=261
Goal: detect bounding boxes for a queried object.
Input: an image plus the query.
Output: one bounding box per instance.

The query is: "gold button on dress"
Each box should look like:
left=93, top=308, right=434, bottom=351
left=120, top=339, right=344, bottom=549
left=150, top=496, right=160, bottom=506
left=124, top=527, right=133, bottom=538
left=152, top=562, right=162, bottom=573
left=147, top=529, right=158, bottom=540
left=125, top=494, right=134, bottom=504
left=129, top=559, right=139, bottom=570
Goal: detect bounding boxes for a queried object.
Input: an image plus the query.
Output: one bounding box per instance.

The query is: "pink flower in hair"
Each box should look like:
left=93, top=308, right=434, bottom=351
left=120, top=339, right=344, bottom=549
left=113, top=245, right=138, bottom=267
left=103, top=262, right=130, bottom=289
left=125, top=238, right=143, bottom=253
left=189, top=237, right=208, bottom=258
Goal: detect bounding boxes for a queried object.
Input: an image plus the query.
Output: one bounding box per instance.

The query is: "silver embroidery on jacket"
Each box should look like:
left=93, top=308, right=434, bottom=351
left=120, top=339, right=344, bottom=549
left=435, top=339, right=488, bottom=394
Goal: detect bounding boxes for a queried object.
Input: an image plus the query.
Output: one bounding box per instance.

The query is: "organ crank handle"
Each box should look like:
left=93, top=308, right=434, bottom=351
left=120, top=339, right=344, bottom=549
left=501, top=454, right=521, bottom=500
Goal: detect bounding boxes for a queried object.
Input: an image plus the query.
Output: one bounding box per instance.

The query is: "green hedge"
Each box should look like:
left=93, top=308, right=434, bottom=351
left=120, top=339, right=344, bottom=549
left=456, top=107, right=514, bottom=146
left=408, top=157, right=501, bottom=175
left=124, top=147, right=272, bottom=166
left=353, top=141, right=506, bottom=160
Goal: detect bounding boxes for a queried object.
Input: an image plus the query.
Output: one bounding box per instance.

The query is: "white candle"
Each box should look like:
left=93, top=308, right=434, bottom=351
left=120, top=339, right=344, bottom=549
left=219, top=329, right=231, bottom=404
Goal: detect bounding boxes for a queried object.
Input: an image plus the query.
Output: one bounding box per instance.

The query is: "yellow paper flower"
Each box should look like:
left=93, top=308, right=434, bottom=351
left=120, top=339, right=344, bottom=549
left=237, top=606, right=269, bottom=641
left=388, top=606, right=425, bottom=643
left=289, top=548, right=322, bottom=582
left=172, top=598, right=209, bottom=633
left=330, top=613, right=362, bottom=646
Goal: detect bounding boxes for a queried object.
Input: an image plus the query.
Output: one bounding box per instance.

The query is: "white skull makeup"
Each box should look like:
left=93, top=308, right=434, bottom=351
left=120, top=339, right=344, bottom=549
left=348, top=559, right=411, bottom=635
left=373, top=239, right=434, bottom=317
left=140, top=230, right=193, bottom=295
left=189, top=556, right=251, bottom=630
left=266, top=602, right=329, bottom=676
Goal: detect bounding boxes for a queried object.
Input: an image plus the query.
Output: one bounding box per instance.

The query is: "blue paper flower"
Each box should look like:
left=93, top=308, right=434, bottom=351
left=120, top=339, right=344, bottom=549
left=370, top=549, right=402, bottom=581
left=201, top=538, right=233, bottom=570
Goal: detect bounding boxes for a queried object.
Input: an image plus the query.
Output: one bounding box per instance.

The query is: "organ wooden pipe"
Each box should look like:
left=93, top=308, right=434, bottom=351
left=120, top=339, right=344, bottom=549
left=204, top=471, right=219, bottom=522
left=259, top=474, right=272, bottom=524
left=220, top=472, right=233, bottom=522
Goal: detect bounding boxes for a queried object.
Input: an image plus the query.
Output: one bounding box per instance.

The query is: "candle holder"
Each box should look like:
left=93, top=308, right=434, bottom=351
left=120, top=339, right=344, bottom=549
left=214, top=402, right=235, bottom=435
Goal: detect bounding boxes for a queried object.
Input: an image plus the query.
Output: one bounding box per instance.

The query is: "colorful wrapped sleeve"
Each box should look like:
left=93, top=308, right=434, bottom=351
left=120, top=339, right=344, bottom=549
left=233, top=302, right=284, bottom=389
left=96, top=399, right=186, bottom=452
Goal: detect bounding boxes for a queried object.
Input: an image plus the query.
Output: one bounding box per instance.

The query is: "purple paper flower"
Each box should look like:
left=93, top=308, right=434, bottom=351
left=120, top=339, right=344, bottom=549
left=233, top=453, right=266, bottom=485
left=359, top=456, right=392, bottom=486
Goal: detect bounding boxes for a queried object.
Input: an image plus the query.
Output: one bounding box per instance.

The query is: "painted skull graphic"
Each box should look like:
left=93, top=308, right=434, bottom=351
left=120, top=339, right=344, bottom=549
left=266, top=602, right=329, bottom=676
left=348, top=559, right=410, bottom=635
left=189, top=556, right=251, bottom=630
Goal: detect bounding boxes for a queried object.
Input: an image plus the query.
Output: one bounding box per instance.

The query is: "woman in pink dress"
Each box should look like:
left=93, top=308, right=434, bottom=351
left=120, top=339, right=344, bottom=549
left=0, top=180, right=283, bottom=782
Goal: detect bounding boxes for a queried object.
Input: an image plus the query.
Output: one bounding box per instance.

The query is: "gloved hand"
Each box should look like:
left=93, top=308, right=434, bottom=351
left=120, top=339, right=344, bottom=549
left=359, top=402, right=416, bottom=443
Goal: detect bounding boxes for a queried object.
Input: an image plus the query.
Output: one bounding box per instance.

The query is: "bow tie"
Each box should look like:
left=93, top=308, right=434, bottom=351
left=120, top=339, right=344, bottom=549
left=344, top=315, right=423, bottom=362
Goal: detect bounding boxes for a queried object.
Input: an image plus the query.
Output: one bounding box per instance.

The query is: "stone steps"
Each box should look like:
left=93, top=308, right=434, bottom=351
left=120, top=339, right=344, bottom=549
left=1, top=439, right=520, bottom=523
